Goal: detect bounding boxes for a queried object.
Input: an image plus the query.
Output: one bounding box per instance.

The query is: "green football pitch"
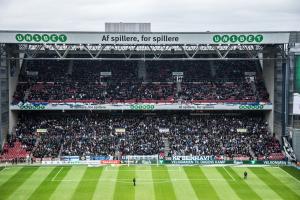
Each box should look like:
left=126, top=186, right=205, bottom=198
left=0, top=165, right=299, bottom=200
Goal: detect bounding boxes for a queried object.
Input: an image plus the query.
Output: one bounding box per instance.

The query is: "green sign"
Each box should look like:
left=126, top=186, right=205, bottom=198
left=213, top=34, right=263, bottom=43
left=19, top=105, right=45, bottom=110
left=239, top=105, right=264, bottom=110
left=15, top=33, right=67, bottom=43
left=33, top=34, right=41, bottom=42
left=161, top=159, right=287, bottom=165
left=130, top=104, right=155, bottom=110
left=168, top=160, right=228, bottom=164
left=24, top=34, right=32, bottom=42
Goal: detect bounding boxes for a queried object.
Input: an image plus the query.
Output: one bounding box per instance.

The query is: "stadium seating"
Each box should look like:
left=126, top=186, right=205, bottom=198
left=0, top=141, right=29, bottom=162
left=8, top=112, right=283, bottom=160
left=3, top=56, right=283, bottom=162
left=12, top=58, right=269, bottom=103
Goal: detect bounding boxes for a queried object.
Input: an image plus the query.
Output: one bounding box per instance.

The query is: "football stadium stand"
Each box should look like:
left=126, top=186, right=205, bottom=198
left=2, top=30, right=300, bottom=165
left=0, top=56, right=284, bottom=162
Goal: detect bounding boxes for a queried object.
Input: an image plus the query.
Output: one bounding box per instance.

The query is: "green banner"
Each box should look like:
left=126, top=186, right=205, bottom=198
left=160, top=160, right=287, bottom=165
left=239, top=105, right=264, bottom=110
left=15, top=33, right=67, bottom=43
left=19, top=105, right=45, bottom=110
left=161, top=160, right=233, bottom=164
left=130, top=104, right=155, bottom=110
left=212, top=34, right=263, bottom=43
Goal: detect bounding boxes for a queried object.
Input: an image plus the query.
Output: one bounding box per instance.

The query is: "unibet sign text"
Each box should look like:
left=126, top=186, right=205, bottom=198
left=213, top=34, right=263, bottom=43
left=15, top=33, right=67, bottom=43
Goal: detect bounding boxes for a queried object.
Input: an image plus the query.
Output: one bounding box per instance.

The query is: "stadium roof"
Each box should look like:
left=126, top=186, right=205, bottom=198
left=0, top=31, right=299, bottom=60
left=0, top=30, right=300, bottom=44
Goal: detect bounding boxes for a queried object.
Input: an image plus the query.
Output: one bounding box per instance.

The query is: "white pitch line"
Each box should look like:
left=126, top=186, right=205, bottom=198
left=0, top=167, right=9, bottom=174
left=223, top=167, right=236, bottom=181
left=277, top=167, right=300, bottom=183
left=51, top=167, right=64, bottom=182
left=51, top=178, right=234, bottom=183
left=106, top=169, right=180, bottom=172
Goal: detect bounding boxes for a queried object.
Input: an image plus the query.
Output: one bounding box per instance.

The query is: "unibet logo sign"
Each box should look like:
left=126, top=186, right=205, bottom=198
left=239, top=105, right=264, bottom=110
left=130, top=104, right=155, bottom=110
left=19, top=105, right=45, bottom=110
left=213, top=34, right=263, bottom=43
left=15, top=33, right=67, bottom=43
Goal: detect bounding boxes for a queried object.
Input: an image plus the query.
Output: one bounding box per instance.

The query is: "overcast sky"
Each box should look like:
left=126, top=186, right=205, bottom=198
left=0, top=0, right=299, bottom=32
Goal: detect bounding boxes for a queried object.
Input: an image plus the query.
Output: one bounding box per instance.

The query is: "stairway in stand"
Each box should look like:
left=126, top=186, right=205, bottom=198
left=163, top=137, right=171, bottom=157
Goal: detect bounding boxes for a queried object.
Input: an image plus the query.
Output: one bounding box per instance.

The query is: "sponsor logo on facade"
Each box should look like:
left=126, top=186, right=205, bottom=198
left=19, top=105, right=45, bottom=110
left=15, top=33, right=67, bottom=43
left=239, top=105, right=264, bottom=110
left=130, top=104, right=155, bottom=110
left=213, top=34, right=263, bottom=43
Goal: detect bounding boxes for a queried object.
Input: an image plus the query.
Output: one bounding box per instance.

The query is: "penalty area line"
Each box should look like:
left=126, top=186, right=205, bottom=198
left=223, top=167, right=236, bottom=181
left=106, top=169, right=180, bottom=172
left=51, top=178, right=234, bottom=183
left=0, top=167, right=9, bottom=174
left=277, top=167, right=300, bottom=183
left=51, top=167, right=64, bottom=182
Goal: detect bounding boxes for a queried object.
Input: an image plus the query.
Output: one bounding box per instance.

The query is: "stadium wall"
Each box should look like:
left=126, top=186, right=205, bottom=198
left=0, top=48, right=9, bottom=148
left=292, top=129, right=300, bottom=160
left=263, top=50, right=275, bottom=134
left=8, top=47, right=20, bottom=135
left=292, top=52, right=300, bottom=160
left=274, top=52, right=285, bottom=140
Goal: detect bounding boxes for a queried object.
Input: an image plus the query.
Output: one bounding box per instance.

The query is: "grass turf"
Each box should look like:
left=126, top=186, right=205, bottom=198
left=0, top=165, right=299, bottom=200
left=28, top=166, right=71, bottom=200
left=280, top=166, right=300, bottom=180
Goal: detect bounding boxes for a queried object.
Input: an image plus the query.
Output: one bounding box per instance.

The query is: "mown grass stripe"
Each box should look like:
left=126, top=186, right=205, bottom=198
left=72, top=167, right=104, bottom=200
left=250, top=167, right=300, bottom=200
left=217, top=167, right=261, bottom=200
left=49, top=166, right=86, bottom=200
left=0, top=166, right=39, bottom=199
left=28, top=166, right=71, bottom=200
left=113, top=166, right=135, bottom=200
left=135, top=166, right=155, bottom=200
left=92, top=166, right=118, bottom=200
left=151, top=166, right=176, bottom=200
left=265, top=167, right=300, bottom=196
left=7, top=166, right=53, bottom=200
left=184, top=166, right=219, bottom=200
left=280, top=166, right=300, bottom=181
left=202, top=167, right=240, bottom=200
left=232, top=167, right=282, bottom=200
left=168, top=166, right=198, bottom=200
left=0, top=167, right=22, bottom=187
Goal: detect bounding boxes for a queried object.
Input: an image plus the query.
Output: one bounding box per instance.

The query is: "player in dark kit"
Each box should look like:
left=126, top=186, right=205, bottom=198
left=133, top=177, right=136, bottom=186
left=244, top=171, right=248, bottom=179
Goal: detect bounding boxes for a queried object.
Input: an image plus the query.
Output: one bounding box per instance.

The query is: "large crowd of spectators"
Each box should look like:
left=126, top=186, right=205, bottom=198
left=178, top=81, right=258, bottom=101
left=12, top=112, right=281, bottom=160
left=7, top=55, right=278, bottom=161
left=12, top=58, right=269, bottom=104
